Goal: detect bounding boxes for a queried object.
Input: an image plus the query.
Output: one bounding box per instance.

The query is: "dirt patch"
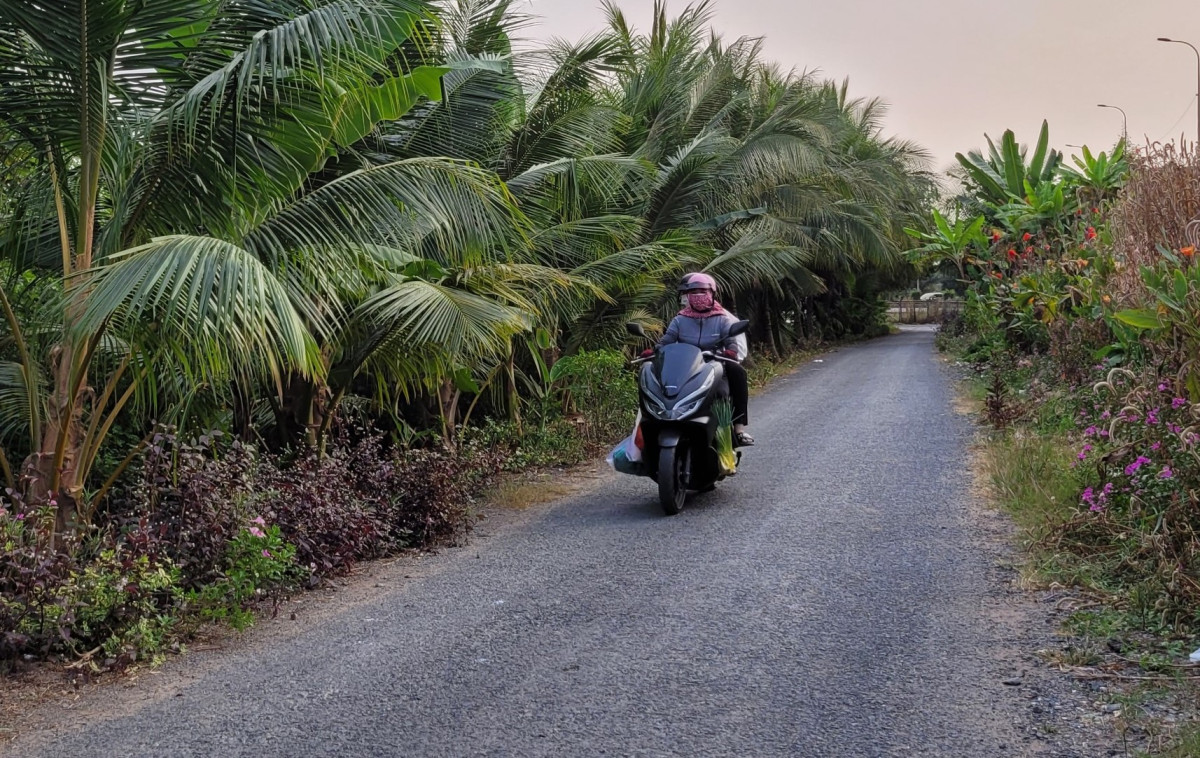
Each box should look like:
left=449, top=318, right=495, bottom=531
left=485, top=460, right=612, bottom=511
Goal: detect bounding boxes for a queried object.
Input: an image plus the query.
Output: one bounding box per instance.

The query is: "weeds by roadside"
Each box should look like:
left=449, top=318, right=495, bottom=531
left=949, top=351, right=1200, bottom=754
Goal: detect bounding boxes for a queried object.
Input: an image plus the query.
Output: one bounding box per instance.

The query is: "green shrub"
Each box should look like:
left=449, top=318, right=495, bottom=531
left=0, top=503, right=182, bottom=666
left=186, top=522, right=299, bottom=631
left=549, top=349, right=638, bottom=445
left=464, top=417, right=589, bottom=471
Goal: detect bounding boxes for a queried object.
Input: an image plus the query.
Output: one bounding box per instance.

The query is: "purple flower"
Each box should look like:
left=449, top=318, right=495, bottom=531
left=1152, top=441, right=1162, bottom=451
left=1173, top=397, right=1188, bottom=409
left=1100, top=429, right=1110, bottom=438
left=1082, top=485, right=1109, bottom=513
left=1159, top=382, right=1170, bottom=392
left=1101, top=411, right=1112, bottom=420
left=1102, top=483, right=1115, bottom=496
left=1084, top=426, right=1098, bottom=437
left=1125, top=456, right=1152, bottom=476
left=1078, top=444, right=1094, bottom=460
left=1147, top=408, right=1161, bottom=425
left=1169, top=423, right=1184, bottom=434
left=1160, top=467, right=1174, bottom=479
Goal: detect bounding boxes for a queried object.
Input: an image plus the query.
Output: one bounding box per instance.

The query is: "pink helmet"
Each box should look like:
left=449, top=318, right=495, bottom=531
left=678, top=272, right=717, bottom=294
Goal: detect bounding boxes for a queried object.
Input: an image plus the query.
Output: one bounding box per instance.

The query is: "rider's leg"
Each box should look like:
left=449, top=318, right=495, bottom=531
left=725, top=362, right=754, bottom=446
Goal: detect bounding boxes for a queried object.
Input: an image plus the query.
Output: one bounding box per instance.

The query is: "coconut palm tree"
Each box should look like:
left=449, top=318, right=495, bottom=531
left=0, top=0, right=529, bottom=531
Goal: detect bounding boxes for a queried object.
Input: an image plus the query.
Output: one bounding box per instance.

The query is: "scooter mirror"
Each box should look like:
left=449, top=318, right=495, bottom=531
left=728, top=319, right=751, bottom=337
left=626, top=322, right=648, bottom=338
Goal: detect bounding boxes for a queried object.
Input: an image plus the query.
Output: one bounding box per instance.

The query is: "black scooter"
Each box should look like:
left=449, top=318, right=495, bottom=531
left=627, top=320, right=751, bottom=515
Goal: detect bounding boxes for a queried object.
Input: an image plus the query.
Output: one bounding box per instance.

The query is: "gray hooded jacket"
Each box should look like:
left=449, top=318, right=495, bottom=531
left=658, top=311, right=748, bottom=360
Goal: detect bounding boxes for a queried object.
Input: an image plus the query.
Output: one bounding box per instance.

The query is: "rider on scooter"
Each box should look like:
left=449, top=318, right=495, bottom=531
left=644, top=273, right=754, bottom=447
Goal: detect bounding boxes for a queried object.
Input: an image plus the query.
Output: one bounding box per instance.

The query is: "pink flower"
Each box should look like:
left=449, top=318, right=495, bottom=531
left=1160, top=467, right=1174, bottom=479
left=1159, top=383, right=1170, bottom=392
left=1125, top=456, right=1152, bottom=476
left=248, top=526, right=266, bottom=538
left=262, top=549, right=272, bottom=558
left=253, top=516, right=266, bottom=526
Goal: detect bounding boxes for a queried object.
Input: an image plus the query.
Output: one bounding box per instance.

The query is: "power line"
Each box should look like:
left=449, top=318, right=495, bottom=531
left=1147, top=94, right=1195, bottom=142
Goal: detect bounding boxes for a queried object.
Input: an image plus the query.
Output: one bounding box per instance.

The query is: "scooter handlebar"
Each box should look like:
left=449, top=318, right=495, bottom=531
left=630, top=350, right=736, bottom=366
left=703, top=351, right=738, bottom=364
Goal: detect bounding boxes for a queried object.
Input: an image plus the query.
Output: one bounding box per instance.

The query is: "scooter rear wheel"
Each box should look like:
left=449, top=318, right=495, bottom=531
left=658, top=444, right=688, bottom=516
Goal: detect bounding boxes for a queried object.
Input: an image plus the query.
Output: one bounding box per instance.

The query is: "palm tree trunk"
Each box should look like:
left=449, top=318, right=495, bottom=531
left=23, top=343, right=87, bottom=536
left=21, top=141, right=101, bottom=535
left=438, top=379, right=461, bottom=448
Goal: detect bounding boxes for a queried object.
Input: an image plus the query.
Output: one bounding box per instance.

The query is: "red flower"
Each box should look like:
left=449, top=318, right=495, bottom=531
left=1022, top=232, right=1032, bottom=242
left=1024, top=246, right=1034, bottom=255
left=1091, top=207, right=1100, bottom=214
left=991, top=230, right=1002, bottom=242
left=991, top=271, right=1003, bottom=279
left=1085, top=226, right=1097, bottom=240
left=1007, top=248, right=1017, bottom=260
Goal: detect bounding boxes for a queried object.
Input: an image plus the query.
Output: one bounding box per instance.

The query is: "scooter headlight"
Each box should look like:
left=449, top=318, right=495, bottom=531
left=671, top=397, right=705, bottom=420
left=644, top=400, right=671, bottom=420
left=665, top=371, right=716, bottom=420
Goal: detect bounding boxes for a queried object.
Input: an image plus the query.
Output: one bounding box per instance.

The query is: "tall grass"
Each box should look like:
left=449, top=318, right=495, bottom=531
left=1110, top=141, right=1200, bottom=304
left=980, top=430, right=1081, bottom=539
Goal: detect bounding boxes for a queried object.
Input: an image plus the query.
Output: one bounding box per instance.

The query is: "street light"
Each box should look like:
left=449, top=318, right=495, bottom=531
left=1158, top=37, right=1200, bottom=144
left=1097, top=104, right=1128, bottom=142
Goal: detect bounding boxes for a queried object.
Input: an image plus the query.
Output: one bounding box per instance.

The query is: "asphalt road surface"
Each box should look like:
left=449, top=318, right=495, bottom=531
left=8, top=327, right=1034, bottom=757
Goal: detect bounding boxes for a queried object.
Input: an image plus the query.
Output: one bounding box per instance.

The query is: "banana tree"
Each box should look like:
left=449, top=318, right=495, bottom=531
left=956, top=121, right=1062, bottom=209
left=1060, top=139, right=1129, bottom=207
left=904, top=210, right=987, bottom=282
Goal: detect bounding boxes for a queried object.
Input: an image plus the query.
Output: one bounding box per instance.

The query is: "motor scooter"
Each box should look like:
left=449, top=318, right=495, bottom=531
left=626, top=320, right=750, bottom=514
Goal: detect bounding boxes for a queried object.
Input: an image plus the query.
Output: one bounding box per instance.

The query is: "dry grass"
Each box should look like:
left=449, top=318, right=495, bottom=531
left=485, top=462, right=612, bottom=511
left=1109, top=141, right=1200, bottom=304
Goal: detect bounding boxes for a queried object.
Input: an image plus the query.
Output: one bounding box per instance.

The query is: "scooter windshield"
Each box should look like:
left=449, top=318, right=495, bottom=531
left=655, top=343, right=705, bottom=398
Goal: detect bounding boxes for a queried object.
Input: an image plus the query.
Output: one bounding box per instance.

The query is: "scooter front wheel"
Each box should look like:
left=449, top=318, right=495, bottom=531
left=658, top=444, right=689, bottom=516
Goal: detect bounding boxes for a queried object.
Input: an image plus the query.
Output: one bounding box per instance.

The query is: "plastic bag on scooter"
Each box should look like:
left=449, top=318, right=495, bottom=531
left=606, top=412, right=648, bottom=476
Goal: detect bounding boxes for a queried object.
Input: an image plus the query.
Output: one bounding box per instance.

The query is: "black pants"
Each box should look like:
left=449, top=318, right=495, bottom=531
left=726, top=362, right=749, bottom=426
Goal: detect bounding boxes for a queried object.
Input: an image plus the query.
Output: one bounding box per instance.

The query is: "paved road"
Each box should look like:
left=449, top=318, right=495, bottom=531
left=8, top=328, right=1033, bottom=757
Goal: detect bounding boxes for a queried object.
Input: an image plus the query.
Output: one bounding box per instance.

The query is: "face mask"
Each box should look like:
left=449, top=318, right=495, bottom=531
left=687, top=291, right=714, bottom=312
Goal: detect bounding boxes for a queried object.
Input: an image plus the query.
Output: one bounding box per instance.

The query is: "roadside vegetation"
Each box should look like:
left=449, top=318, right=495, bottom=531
left=928, top=122, right=1200, bottom=752
left=0, top=0, right=932, bottom=674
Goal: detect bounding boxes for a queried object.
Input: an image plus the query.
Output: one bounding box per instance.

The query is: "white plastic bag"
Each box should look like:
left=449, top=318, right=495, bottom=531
left=625, top=411, right=643, bottom=463
left=606, top=412, right=646, bottom=476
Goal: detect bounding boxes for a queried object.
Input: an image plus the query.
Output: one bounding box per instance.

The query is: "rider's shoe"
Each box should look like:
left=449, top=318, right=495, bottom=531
left=735, top=431, right=755, bottom=447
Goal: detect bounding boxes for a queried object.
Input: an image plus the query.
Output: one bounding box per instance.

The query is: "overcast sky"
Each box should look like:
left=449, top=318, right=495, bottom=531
left=523, top=0, right=1200, bottom=175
